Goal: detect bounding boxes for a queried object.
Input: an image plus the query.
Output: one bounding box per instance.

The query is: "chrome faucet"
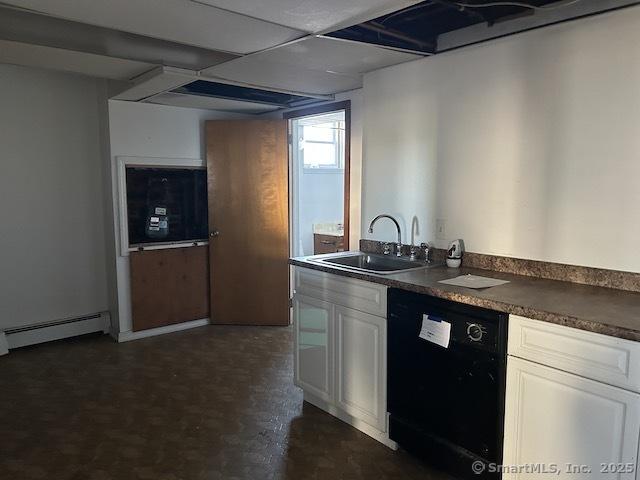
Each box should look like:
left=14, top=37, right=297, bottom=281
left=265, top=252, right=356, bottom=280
left=368, top=214, right=402, bottom=257
left=409, top=242, right=433, bottom=263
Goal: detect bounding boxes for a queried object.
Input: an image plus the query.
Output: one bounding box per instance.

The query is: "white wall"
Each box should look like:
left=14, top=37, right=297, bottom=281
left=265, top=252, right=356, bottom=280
left=0, top=64, right=111, bottom=329
left=361, top=7, right=640, bottom=272
left=108, top=100, right=247, bottom=334
left=296, top=171, right=344, bottom=256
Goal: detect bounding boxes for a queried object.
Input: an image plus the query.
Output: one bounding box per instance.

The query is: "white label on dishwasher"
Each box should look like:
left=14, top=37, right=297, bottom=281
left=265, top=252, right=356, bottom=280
left=419, top=314, right=451, bottom=348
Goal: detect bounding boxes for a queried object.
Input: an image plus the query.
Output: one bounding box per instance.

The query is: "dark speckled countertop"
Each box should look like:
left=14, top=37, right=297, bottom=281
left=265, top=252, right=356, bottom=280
left=290, top=253, right=640, bottom=342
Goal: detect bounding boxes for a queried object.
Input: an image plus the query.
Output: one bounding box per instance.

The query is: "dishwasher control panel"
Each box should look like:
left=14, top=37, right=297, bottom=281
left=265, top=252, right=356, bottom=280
left=450, top=318, right=499, bottom=352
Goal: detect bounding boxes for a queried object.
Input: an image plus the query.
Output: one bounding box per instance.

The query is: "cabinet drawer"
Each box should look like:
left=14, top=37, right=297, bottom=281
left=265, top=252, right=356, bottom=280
left=509, top=315, right=640, bottom=393
left=314, top=234, right=345, bottom=254
left=294, top=267, right=387, bottom=317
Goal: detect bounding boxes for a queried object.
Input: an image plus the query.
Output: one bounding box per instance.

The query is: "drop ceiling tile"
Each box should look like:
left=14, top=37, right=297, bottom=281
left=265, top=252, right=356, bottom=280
left=203, top=59, right=361, bottom=96
left=1, top=0, right=305, bottom=54
left=201, top=36, right=421, bottom=94
left=146, top=92, right=281, bottom=114
left=192, top=0, right=424, bottom=33
left=271, top=36, right=423, bottom=75
left=0, top=39, right=154, bottom=80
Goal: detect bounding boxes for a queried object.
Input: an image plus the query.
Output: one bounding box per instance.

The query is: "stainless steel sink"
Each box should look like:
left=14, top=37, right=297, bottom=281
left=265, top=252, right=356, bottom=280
left=313, top=252, right=439, bottom=275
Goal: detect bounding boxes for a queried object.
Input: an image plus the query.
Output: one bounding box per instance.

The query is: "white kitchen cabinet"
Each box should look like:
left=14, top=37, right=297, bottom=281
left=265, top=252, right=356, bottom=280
left=509, top=315, right=640, bottom=393
left=293, top=295, right=334, bottom=403
left=335, top=305, right=386, bottom=431
left=294, top=267, right=387, bottom=317
left=503, top=356, right=640, bottom=480
left=292, top=267, right=392, bottom=447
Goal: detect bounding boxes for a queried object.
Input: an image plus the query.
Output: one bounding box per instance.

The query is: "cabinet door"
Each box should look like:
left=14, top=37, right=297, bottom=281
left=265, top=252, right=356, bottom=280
left=503, top=356, right=640, bottom=480
left=293, top=295, right=334, bottom=402
left=335, top=305, right=386, bottom=431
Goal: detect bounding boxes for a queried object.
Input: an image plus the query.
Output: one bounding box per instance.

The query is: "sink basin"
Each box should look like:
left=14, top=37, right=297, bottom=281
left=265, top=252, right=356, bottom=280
left=314, top=253, right=439, bottom=275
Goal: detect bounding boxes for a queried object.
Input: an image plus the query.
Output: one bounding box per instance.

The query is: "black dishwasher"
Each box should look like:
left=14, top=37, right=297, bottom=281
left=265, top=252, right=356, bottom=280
left=387, top=288, right=508, bottom=480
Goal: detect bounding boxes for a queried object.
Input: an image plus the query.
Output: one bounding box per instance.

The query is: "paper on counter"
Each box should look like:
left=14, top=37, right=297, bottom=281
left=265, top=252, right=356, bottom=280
left=438, top=274, right=510, bottom=289
left=419, top=314, right=451, bottom=348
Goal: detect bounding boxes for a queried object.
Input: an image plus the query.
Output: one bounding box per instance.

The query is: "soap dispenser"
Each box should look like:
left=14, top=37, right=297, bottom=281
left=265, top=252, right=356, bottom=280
left=446, top=239, right=465, bottom=268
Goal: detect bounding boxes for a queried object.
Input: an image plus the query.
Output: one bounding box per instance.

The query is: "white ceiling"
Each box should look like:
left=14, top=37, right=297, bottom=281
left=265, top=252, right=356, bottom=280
left=203, top=60, right=361, bottom=96
left=146, top=92, right=281, bottom=114
left=0, top=0, right=427, bottom=109
left=0, top=0, right=304, bottom=54
left=191, top=0, right=423, bottom=33
left=201, top=36, right=421, bottom=95
left=0, top=39, right=154, bottom=80
left=242, top=36, right=421, bottom=76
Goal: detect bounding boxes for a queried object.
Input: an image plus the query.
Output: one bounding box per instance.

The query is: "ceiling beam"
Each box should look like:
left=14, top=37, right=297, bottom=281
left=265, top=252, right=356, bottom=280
left=0, top=5, right=238, bottom=70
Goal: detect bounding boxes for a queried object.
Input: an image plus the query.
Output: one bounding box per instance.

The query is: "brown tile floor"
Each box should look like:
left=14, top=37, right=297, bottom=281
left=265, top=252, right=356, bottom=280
left=0, top=325, right=451, bottom=480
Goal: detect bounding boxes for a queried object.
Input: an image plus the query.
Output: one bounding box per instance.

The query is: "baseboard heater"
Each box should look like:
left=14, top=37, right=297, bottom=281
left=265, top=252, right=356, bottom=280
left=0, top=312, right=110, bottom=355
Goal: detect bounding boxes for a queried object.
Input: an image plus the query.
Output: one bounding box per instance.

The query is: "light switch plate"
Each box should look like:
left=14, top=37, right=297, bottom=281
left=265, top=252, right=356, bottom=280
left=436, top=219, right=446, bottom=240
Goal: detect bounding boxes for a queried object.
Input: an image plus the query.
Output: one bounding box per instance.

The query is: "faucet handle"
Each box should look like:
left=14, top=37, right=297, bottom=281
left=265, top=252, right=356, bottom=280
left=409, top=245, right=420, bottom=261
left=420, top=242, right=433, bottom=263
left=382, top=242, right=392, bottom=255
left=396, top=243, right=403, bottom=257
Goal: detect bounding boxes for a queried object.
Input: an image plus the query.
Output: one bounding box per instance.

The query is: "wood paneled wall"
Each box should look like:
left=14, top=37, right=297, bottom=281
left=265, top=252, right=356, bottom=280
left=130, top=246, right=209, bottom=331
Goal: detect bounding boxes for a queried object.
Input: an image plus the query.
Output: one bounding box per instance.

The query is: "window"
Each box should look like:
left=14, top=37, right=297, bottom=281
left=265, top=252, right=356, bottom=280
left=299, top=114, right=345, bottom=170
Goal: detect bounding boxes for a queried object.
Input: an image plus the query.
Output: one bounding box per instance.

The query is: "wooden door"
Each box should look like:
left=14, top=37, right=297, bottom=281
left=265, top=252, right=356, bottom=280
left=503, top=356, right=640, bottom=480
left=206, top=120, right=289, bottom=325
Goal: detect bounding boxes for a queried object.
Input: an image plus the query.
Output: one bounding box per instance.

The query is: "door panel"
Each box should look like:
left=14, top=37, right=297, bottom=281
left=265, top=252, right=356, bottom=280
left=293, top=295, right=334, bottom=402
left=335, top=305, right=386, bottom=431
left=503, top=356, right=640, bottom=480
left=206, top=120, right=289, bottom=325
left=130, top=246, right=209, bottom=331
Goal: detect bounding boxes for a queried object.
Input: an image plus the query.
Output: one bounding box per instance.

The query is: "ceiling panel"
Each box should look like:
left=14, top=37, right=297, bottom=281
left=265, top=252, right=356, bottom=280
left=265, top=36, right=422, bottom=75
left=201, top=36, right=421, bottom=94
left=192, top=0, right=424, bottom=33
left=1, top=0, right=305, bottom=54
left=0, top=39, right=154, bottom=80
left=146, top=92, right=281, bottom=114
left=0, top=6, right=238, bottom=70
left=203, top=60, right=361, bottom=96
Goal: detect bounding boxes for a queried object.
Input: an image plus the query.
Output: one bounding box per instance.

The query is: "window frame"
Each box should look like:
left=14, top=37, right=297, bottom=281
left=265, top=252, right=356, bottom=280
left=300, top=119, right=345, bottom=172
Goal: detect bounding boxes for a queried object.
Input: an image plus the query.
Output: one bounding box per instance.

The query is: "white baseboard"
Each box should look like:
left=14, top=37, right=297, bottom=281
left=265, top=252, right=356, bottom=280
left=0, top=332, right=8, bottom=356
left=117, top=318, right=210, bottom=343
left=2, top=312, right=110, bottom=352
left=303, top=391, right=397, bottom=450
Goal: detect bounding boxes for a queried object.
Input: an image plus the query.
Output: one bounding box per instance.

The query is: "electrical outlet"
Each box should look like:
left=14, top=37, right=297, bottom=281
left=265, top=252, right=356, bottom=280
left=436, top=219, right=446, bottom=240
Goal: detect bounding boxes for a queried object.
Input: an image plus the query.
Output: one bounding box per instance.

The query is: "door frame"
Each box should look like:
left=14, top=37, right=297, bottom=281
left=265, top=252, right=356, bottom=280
left=284, top=100, right=351, bottom=254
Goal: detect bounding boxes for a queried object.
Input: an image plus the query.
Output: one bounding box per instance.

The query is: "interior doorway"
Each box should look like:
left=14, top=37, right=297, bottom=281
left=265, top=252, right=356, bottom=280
left=287, top=101, right=350, bottom=258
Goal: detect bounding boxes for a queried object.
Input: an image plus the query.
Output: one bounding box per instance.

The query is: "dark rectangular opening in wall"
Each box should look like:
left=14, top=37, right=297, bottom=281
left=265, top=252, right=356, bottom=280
left=125, top=166, right=208, bottom=247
